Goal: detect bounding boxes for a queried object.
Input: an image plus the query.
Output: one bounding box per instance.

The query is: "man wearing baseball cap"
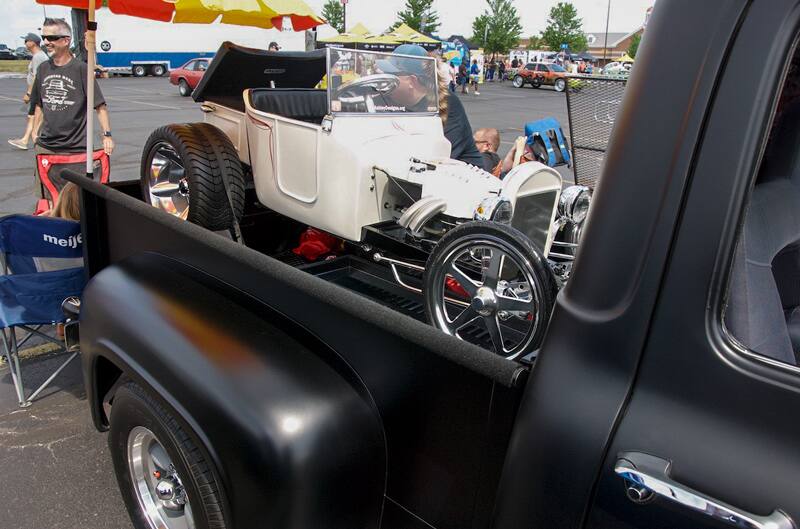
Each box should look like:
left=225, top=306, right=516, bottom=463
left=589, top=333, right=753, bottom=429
left=377, top=44, right=483, bottom=167
left=268, top=41, right=281, bottom=51
left=376, top=44, right=439, bottom=112
left=8, top=33, right=48, bottom=150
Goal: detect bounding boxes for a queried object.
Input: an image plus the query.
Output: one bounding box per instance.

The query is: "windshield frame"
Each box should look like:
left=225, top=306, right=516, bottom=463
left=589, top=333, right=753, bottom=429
left=325, top=47, right=440, bottom=117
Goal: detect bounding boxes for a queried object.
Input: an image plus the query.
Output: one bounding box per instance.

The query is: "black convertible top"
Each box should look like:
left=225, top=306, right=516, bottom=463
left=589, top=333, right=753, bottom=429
left=192, top=42, right=328, bottom=105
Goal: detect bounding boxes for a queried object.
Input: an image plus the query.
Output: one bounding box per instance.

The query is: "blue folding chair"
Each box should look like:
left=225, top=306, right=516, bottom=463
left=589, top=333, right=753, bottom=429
left=524, top=117, right=572, bottom=168
left=0, top=215, right=86, bottom=407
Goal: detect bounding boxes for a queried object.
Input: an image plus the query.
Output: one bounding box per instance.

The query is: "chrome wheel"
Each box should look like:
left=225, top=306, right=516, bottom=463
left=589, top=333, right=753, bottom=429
left=146, top=142, right=189, bottom=220
left=428, top=234, right=542, bottom=359
left=555, top=78, right=566, bottom=92
left=128, top=426, right=195, bottom=529
left=512, top=75, right=524, bottom=88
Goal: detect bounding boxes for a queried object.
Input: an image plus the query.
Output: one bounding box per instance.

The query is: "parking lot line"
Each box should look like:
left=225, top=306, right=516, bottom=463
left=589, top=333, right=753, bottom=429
left=0, top=94, right=22, bottom=103
left=114, top=86, right=164, bottom=94
left=105, top=95, right=181, bottom=110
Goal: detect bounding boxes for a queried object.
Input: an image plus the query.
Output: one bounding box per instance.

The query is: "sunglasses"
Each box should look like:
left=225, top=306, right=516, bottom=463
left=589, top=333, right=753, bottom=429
left=41, top=35, right=69, bottom=42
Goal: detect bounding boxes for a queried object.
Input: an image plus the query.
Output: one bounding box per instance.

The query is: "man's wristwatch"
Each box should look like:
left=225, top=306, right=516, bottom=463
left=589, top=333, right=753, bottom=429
left=103, top=131, right=113, bottom=138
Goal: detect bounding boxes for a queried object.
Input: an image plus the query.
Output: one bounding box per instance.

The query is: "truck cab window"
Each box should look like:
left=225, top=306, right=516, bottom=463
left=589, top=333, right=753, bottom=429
left=725, top=50, right=800, bottom=366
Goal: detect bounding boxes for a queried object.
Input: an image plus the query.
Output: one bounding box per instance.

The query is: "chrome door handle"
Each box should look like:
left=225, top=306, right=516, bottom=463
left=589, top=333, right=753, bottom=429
left=615, top=452, right=795, bottom=529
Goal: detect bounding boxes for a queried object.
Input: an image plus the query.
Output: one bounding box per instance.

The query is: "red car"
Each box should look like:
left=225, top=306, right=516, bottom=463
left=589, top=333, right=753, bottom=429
left=512, top=62, right=568, bottom=92
left=169, top=58, right=211, bottom=97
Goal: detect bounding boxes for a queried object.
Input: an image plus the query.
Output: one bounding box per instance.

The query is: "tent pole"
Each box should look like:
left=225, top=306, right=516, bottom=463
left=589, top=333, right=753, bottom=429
left=85, top=2, right=96, bottom=177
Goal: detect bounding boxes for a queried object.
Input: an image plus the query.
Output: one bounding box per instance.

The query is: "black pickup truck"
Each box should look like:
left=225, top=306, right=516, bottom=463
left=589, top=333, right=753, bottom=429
left=67, top=1, right=800, bottom=528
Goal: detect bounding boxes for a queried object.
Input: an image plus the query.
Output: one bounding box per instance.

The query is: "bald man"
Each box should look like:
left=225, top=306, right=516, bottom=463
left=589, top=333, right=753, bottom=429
left=474, top=127, right=502, bottom=174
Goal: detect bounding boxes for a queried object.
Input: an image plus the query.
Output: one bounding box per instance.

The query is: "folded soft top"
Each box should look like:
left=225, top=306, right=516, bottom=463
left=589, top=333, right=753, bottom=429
left=193, top=42, right=327, bottom=104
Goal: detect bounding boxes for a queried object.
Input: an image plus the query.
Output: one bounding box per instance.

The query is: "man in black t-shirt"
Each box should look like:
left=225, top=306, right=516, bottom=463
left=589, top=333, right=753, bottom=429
left=29, top=18, right=114, bottom=198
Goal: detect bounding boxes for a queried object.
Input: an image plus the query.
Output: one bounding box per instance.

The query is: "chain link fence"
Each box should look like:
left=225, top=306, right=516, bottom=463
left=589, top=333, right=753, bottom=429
left=565, top=76, right=628, bottom=188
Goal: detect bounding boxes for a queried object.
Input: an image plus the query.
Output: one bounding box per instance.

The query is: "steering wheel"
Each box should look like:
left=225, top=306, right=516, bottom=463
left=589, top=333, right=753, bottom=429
left=335, top=74, right=400, bottom=100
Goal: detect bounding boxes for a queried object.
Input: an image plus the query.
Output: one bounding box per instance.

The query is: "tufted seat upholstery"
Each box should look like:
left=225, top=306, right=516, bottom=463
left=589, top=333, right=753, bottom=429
left=249, top=88, right=327, bottom=124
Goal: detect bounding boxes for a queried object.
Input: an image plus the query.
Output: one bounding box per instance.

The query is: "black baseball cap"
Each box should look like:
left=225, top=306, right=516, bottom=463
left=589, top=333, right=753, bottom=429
left=268, top=41, right=281, bottom=50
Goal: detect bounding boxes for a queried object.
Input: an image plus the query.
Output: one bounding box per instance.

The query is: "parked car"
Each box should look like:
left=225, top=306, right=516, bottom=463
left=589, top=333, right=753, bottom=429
left=168, top=57, right=210, bottom=96
left=512, top=62, right=568, bottom=91
left=13, top=46, right=32, bottom=60
left=0, top=44, right=16, bottom=60
left=602, top=60, right=632, bottom=76
left=63, top=1, right=800, bottom=528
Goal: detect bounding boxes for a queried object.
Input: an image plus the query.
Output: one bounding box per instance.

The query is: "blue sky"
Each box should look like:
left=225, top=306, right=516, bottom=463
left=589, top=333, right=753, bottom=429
left=4, top=0, right=653, bottom=52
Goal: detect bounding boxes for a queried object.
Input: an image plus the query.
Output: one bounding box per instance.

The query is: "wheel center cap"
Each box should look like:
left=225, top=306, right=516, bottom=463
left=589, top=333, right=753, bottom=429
left=156, top=479, right=176, bottom=501
left=471, top=287, right=498, bottom=317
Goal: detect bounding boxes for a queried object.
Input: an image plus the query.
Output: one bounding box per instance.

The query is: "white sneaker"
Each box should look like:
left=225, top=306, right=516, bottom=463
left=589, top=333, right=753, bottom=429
left=8, top=138, right=27, bottom=150
left=474, top=91, right=480, bottom=95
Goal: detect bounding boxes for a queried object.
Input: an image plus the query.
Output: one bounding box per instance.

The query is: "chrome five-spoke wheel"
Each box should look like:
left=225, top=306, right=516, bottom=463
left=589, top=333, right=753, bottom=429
left=128, top=426, right=195, bottom=529
left=424, top=222, right=556, bottom=359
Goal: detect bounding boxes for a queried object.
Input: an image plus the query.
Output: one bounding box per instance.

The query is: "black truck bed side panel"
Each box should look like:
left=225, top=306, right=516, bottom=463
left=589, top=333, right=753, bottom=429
left=69, top=174, right=526, bottom=529
left=82, top=252, right=386, bottom=529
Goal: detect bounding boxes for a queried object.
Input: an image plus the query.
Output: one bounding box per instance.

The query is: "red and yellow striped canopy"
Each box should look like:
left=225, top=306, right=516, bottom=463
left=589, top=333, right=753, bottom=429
left=35, top=0, right=324, bottom=31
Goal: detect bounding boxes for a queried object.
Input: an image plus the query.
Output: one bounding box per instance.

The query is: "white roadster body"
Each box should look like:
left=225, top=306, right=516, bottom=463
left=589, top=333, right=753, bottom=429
left=199, top=46, right=564, bottom=252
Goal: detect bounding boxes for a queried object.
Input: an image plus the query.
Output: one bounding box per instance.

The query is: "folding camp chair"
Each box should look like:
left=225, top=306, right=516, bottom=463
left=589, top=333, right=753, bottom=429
left=0, top=215, right=86, bottom=407
left=35, top=150, right=110, bottom=214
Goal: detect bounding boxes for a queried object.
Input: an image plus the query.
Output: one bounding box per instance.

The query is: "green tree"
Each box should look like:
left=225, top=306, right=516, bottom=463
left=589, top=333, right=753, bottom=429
left=470, top=0, right=523, bottom=55
left=321, top=0, right=345, bottom=34
left=540, top=2, right=588, bottom=53
left=526, top=35, right=542, bottom=50
left=627, top=33, right=642, bottom=58
left=393, top=0, right=440, bottom=34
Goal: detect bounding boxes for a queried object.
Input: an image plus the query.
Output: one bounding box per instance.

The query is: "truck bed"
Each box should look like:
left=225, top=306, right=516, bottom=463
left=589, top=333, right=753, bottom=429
left=71, top=175, right=530, bottom=529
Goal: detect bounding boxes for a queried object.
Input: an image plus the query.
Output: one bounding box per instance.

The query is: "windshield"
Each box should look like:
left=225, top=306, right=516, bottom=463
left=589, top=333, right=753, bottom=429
left=328, top=48, right=439, bottom=115
left=550, top=64, right=566, bottom=72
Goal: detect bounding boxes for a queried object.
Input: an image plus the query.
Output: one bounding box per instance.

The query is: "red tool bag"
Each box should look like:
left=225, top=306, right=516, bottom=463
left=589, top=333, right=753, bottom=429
left=35, top=150, right=110, bottom=214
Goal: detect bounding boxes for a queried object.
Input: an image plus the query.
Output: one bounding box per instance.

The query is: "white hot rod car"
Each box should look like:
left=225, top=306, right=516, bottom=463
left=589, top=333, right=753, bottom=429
left=140, top=43, right=591, bottom=359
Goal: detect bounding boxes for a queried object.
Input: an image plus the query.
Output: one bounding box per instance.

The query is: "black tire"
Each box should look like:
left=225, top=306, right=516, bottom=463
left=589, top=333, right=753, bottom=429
left=423, top=221, right=557, bottom=358
left=512, top=75, right=525, bottom=88
left=152, top=64, right=166, bottom=77
left=140, top=123, right=245, bottom=231
left=178, top=79, right=191, bottom=97
left=531, top=75, right=543, bottom=89
left=554, top=78, right=566, bottom=92
left=132, top=64, right=147, bottom=77
left=108, top=382, right=228, bottom=529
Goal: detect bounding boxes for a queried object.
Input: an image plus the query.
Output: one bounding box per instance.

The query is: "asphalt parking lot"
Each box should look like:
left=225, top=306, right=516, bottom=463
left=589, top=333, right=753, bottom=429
left=0, top=74, right=570, bottom=528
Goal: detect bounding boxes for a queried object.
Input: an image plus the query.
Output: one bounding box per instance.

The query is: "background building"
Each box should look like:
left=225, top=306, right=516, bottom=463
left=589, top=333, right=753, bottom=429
left=585, top=27, right=644, bottom=65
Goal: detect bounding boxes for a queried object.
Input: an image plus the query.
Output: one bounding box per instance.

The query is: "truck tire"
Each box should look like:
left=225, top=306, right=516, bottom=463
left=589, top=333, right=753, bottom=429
left=423, top=221, right=557, bottom=359
left=151, top=64, right=166, bottom=77
left=132, top=64, right=147, bottom=77
left=108, top=382, right=228, bottom=529
left=140, top=123, right=245, bottom=231
left=178, top=79, right=191, bottom=97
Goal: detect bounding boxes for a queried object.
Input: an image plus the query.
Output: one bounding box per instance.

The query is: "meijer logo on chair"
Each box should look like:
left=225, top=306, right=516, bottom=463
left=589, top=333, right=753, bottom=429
left=43, top=233, right=82, bottom=248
